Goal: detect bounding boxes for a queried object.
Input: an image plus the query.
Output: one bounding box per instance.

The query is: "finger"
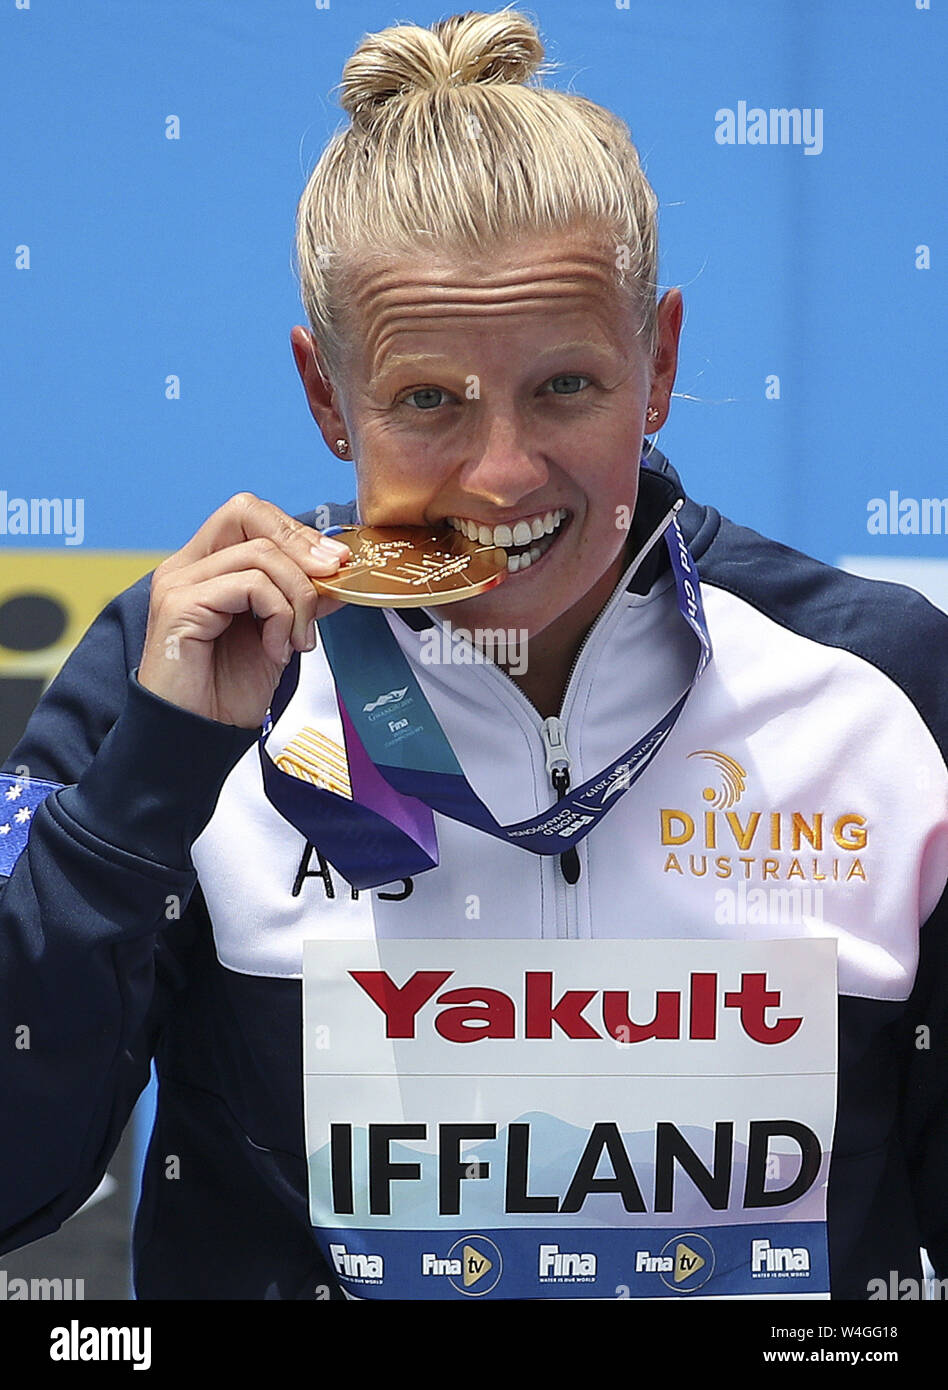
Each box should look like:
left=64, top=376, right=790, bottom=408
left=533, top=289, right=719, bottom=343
left=155, top=536, right=344, bottom=652
left=166, top=570, right=296, bottom=667
left=162, top=493, right=351, bottom=577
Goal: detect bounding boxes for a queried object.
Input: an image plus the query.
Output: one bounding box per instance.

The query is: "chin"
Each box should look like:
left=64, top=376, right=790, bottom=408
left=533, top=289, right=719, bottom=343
left=443, top=585, right=567, bottom=643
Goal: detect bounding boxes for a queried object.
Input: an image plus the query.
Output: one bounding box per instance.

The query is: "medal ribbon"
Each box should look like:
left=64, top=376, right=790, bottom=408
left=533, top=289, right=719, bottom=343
left=260, top=490, right=712, bottom=890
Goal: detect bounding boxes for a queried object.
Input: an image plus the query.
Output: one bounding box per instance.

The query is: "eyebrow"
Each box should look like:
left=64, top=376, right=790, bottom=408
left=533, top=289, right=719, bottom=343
left=375, top=340, right=616, bottom=377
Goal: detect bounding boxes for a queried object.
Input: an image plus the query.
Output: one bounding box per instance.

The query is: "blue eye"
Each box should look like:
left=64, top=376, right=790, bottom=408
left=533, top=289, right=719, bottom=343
left=402, top=387, right=450, bottom=410
left=398, top=376, right=591, bottom=408
left=545, top=375, right=590, bottom=395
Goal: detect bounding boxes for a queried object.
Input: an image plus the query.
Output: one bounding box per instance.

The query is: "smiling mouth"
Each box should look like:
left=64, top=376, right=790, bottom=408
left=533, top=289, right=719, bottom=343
left=447, top=509, right=570, bottom=572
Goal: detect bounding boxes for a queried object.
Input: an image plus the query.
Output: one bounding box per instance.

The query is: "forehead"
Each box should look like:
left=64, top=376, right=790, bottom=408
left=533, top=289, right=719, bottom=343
left=341, top=229, right=637, bottom=379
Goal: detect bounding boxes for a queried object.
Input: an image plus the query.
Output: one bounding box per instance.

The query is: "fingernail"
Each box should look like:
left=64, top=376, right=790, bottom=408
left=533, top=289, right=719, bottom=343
left=309, top=548, right=341, bottom=572
left=305, top=621, right=317, bottom=651
left=282, top=640, right=292, bottom=663
left=313, top=537, right=350, bottom=556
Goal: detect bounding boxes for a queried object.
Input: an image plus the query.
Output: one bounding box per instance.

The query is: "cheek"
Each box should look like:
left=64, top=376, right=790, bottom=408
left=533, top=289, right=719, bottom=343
left=355, top=457, right=444, bottom=524
left=359, top=431, right=462, bottom=511
left=565, top=489, right=635, bottom=576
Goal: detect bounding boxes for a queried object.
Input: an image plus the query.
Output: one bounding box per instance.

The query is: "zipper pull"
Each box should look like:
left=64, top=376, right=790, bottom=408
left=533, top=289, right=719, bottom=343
left=541, top=716, right=569, bottom=780
left=541, top=718, right=581, bottom=885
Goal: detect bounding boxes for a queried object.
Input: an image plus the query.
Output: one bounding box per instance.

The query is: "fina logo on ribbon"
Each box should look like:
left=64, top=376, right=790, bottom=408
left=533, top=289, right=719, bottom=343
left=598, top=728, right=675, bottom=807
left=362, top=687, right=409, bottom=713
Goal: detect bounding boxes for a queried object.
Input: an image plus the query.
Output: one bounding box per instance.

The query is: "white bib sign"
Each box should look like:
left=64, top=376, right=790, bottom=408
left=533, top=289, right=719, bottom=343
left=303, top=938, right=838, bottom=1299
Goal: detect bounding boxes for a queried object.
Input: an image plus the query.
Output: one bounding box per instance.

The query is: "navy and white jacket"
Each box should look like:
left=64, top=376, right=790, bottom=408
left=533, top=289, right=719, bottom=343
left=1, top=451, right=946, bottom=1300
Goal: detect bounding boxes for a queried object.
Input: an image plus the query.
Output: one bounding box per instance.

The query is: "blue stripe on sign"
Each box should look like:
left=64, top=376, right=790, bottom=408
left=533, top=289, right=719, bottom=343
left=313, top=1220, right=829, bottom=1300
left=0, top=773, right=64, bottom=876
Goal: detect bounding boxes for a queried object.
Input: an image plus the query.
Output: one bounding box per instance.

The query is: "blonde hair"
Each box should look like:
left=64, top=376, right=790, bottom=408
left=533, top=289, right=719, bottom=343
left=294, top=7, right=660, bottom=386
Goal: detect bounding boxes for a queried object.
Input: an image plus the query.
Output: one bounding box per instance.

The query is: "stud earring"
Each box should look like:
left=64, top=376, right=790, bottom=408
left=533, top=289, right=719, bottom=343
left=336, top=439, right=350, bottom=455
left=646, top=407, right=660, bottom=424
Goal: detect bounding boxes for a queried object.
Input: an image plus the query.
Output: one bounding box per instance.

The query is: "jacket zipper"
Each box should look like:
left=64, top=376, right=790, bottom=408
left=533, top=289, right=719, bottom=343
left=540, top=716, right=581, bottom=884
left=419, top=500, right=683, bottom=893
left=539, top=498, right=683, bottom=888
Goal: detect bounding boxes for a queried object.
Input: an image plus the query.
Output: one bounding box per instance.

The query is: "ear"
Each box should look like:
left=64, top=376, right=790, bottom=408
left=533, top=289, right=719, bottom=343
left=646, top=288, right=684, bottom=430
left=289, top=326, right=350, bottom=453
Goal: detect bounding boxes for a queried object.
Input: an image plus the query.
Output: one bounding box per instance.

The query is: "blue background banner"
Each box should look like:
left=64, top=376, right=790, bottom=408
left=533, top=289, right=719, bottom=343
left=2, top=0, right=945, bottom=573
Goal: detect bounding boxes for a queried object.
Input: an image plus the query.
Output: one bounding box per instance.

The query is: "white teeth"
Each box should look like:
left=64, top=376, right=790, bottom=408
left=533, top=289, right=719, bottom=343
left=447, top=509, right=569, bottom=557
left=505, top=534, right=555, bottom=572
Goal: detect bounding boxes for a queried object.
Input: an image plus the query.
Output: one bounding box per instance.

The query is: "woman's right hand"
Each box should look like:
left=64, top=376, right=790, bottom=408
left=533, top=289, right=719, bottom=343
left=137, top=492, right=352, bottom=729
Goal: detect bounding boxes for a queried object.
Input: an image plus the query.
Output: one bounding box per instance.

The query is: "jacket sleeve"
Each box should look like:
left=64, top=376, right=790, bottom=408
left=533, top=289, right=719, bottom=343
left=0, top=577, right=259, bottom=1253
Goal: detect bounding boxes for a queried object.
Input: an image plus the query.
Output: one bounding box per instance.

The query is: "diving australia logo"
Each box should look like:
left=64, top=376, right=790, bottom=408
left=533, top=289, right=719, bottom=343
left=660, top=750, right=869, bottom=887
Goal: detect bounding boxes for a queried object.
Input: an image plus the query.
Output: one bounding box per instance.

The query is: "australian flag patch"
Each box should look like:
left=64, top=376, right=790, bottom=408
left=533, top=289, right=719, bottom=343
left=0, top=773, right=64, bottom=877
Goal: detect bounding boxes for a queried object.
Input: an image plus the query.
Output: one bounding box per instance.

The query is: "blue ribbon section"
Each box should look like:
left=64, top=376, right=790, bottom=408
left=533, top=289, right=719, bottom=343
left=258, top=652, right=440, bottom=892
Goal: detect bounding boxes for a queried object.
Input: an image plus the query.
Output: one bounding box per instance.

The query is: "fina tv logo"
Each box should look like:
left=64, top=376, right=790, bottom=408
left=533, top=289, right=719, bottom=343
left=421, top=1235, right=502, bottom=1296
left=635, top=1233, right=716, bottom=1293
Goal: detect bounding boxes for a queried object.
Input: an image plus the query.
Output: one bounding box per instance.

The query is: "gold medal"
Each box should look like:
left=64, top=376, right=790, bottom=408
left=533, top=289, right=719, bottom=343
left=311, top=525, right=508, bottom=608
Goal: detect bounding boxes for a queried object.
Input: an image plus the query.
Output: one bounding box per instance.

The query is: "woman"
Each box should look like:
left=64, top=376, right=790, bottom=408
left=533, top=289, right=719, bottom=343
left=1, top=10, right=946, bottom=1303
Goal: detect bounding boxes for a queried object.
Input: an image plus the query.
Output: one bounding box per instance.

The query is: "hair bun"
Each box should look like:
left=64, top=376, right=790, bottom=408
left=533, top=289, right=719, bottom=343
left=339, top=9, right=546, bottom=129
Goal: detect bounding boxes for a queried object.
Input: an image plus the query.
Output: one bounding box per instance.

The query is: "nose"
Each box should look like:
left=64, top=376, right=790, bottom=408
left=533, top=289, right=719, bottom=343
left=457, top=409, right=550, bottom=510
